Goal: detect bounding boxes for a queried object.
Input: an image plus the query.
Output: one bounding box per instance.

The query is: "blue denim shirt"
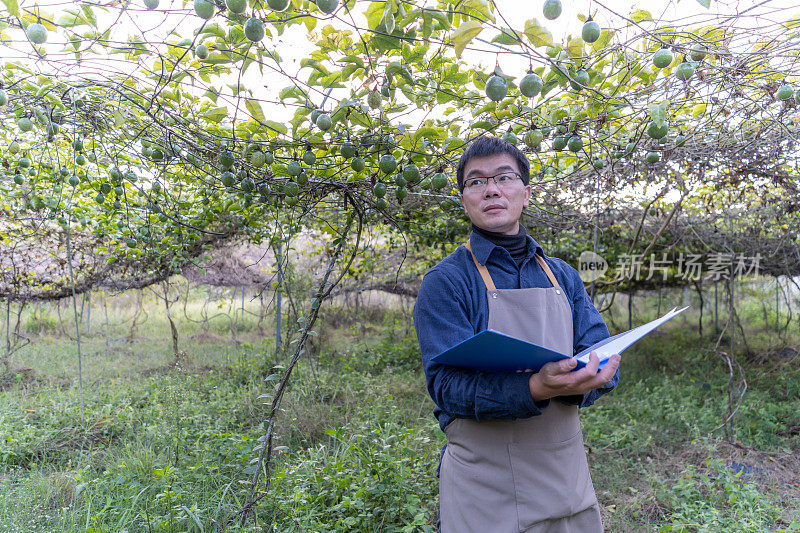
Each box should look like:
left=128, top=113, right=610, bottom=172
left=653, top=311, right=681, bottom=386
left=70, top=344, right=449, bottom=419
left=413, top=231, right=619, bottom=431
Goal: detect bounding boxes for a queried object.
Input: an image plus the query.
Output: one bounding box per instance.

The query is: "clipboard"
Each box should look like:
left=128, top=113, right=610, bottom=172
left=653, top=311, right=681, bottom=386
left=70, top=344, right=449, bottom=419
left=431, top=306, right=689, bottom=372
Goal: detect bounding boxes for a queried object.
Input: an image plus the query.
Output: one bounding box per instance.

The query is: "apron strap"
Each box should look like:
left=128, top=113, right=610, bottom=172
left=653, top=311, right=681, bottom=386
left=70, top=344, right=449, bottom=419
left=534, top=254, right=561, bottom=289
left=465, top=237, right=562, bottom=291
left=465, top=239, right=496, bottom=291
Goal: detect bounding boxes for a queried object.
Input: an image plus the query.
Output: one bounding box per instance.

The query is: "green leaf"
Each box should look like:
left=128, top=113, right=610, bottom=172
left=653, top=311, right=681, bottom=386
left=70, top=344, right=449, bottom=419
left=263, top=120, right=288, bottom=135
left=81, top=4, right=97, bottom=27
left=450, top=20, right=483, bottom=58
left=304, top=16, right=317, bottom=32
left=648, top=101, right=669, bottom=126
left=491, top=28, right=520, bottom=46
left=591, top=29, right=613, bottom=51
left=365, top=1, right=386, bottom=30
left=1, top=0, right=19, bottom=17
left=566, top=36, right=584, bottom=57
left=202, top=106, right=228, bottom=123
left=630, top=9, right=652, bottom=23
left=695, top=0, right=711, bottom=8
left=692, top=103, right=706, bottom=118
left=462, top=0, right=495, bottom=23
left=523, top=18, right=554, bottom=48
left=245, top=99, right=266, bottom=123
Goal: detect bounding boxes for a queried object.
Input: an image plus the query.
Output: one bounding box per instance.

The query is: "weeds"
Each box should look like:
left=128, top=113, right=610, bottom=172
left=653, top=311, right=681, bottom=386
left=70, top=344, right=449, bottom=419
left=0, top=283, right=799, bottom=531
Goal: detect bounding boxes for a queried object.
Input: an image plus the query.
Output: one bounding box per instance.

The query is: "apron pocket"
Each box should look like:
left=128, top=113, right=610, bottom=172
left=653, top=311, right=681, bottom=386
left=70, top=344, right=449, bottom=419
left=508, top=431, right=596, bottom=529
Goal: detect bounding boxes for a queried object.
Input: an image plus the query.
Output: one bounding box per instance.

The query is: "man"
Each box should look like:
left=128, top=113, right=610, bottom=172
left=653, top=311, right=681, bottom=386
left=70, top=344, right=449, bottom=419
left=413, top=136, right=620, bottom=532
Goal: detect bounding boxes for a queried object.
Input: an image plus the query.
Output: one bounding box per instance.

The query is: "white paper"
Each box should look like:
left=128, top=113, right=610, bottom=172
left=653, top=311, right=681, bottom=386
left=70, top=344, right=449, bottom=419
left=575, top=306, right=689, bottom=364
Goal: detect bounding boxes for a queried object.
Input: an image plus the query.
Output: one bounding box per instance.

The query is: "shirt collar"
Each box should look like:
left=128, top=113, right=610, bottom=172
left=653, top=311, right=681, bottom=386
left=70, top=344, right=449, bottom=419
left=468, top=228, right=544, bottom=265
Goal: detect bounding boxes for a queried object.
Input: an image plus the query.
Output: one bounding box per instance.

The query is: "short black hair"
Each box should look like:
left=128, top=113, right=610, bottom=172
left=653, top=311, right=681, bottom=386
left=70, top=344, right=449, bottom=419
left=455, top=136, right=530, bottom=192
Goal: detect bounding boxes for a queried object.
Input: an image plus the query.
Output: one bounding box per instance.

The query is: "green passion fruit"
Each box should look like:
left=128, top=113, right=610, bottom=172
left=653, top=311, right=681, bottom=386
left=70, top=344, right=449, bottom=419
left=26, top=23, right=48, bottom=44
left=674, top=62, right=695, bottom=81
left=542, top=0, right=562, bottom=20
left=581, top=20, right=601, bottom=43
left=194, top=0, right=215, bottom=19
left=485, top=75, right=508, bottom=102
left=315, top=113, right=332, bottom=131
left=519, top=73, right=543, bottom=98
left=225, top=0, right=247, bottom=14
left=267, top=0, right=290, bottom=12
left=652, top=48, right=673, bottom=69
left=244, top=18, right=266, bottom=42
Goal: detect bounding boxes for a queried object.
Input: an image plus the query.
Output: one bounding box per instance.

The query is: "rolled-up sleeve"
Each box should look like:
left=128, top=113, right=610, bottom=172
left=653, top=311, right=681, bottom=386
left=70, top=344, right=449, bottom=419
left=413, top=268, right=543, bottom=429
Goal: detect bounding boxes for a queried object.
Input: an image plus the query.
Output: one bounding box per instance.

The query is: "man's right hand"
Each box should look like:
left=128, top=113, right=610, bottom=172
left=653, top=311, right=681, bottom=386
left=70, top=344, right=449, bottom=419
left=528, top=352, right=620, bottom=402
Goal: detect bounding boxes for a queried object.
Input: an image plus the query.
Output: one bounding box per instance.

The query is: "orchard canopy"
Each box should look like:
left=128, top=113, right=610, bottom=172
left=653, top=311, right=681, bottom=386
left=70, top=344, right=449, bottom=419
left=1, top=0, right=800, bottom=301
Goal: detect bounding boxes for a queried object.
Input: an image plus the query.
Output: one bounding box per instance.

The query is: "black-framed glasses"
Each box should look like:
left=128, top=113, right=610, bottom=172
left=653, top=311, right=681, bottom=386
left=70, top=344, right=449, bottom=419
left=463, top=171, right=522, bottom=192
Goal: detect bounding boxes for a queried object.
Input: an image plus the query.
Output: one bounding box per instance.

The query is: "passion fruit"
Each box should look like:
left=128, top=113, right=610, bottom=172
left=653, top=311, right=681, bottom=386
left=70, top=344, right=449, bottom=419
left=674, top=62, right=694, bottom=81
left=689, top=44, right=707, bottom=62
left=316, top=0, right=338, bottom=14
left=350, top=157, right=365, bottom=172
left=567, top=135, right=583, bottom=152
left=26, top=23, right=48, bottom=44
left=652, top=48, right=673, bottom=69
left=194, top=0, right=215, bottom=19
left=485, top=75, right=508, bottom=102
left=379, top=154, right=397, bottom=174
left=17, top=118, right=33, bottom=132
left=432, top=172, right=448, bottom=190
left=267, top=0, right=290, bottom=12
left=287, top=160, right=302, bottom=176
left=244, top=18, right=266, bottom=42
left=225, top=0, right=247, bottom=14
left=582, top=20, right=601, bottom=43
left=519, top=73, right=543, bottom=98
left=542, top=0, right=562, bottom=20
left=340, top=142, right=356, bottom=159
left=402, top=163, right=421, bottom=183
left=316, top=113, right=332, bottom=131
left=776, top=84, right=794, bottom=101
left=647, top=121, right=669, bottom=140
left=195, top=44, right=209, bottom=59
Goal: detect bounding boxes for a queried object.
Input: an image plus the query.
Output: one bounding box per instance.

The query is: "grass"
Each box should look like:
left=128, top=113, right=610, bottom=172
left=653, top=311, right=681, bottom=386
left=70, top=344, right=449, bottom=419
left=1, top=280, right=799, bottom=531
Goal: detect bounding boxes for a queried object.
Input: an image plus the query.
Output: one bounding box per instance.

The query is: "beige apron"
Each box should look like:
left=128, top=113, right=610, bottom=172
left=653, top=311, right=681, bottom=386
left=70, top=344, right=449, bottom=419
left=438, top=239, right=603, bottom=532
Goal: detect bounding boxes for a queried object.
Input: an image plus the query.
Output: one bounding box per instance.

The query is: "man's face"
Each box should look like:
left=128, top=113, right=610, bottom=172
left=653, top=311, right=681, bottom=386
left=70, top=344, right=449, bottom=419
left=460, top=152, right=531, bottom=235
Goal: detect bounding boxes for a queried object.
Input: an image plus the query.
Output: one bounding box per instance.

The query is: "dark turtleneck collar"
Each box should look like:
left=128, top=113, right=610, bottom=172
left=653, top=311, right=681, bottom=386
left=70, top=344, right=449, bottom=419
left=471, top=223, right=528, bottom=267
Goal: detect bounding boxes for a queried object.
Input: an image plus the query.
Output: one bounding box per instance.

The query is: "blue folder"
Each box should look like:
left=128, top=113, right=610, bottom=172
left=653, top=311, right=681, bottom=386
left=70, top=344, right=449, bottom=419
left=431, top=330, right=592, bottom=373
left=431, top=307, right=689, bottom=373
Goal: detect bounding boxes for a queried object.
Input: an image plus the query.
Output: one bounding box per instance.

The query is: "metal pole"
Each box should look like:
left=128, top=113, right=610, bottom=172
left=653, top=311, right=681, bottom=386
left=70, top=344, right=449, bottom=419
left=776, top=276, right=780, bottom=329
left=85, top=291, right=91, bottom=335
left=275, top=242, right=282, bottom=355
left=714, top=281, right=718, bottom=333
left=65, top=222, right=85, bottom=422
